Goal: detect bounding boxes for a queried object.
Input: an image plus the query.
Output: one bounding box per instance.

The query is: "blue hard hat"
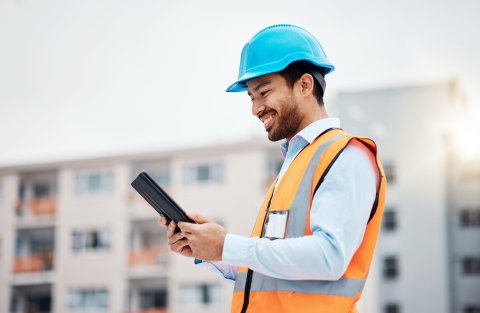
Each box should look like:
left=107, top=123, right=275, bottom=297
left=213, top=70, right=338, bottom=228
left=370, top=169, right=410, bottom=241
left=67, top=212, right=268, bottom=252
left=226, top=24, right=335, bottom=92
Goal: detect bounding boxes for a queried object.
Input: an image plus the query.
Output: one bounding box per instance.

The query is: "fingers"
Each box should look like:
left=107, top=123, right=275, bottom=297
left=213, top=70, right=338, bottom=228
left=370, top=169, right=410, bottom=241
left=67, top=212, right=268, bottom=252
left=157, top=216, right=168, bottom=228
left=167, top=225, right=191, bottom=254
left=170, top=237, right=190, bottom=253
left=185, top=211, right=212, bottom=224
left=178, top=221, right=194, bottom=233
left=158, top=216, right=195, bottom=258
left=168, top=229, right=184, bottom=245
left=179, top=245, right=193, bottom=258
left=179, top=212, right=213, bottom=233
left=167, top=221, right=177, bottom=239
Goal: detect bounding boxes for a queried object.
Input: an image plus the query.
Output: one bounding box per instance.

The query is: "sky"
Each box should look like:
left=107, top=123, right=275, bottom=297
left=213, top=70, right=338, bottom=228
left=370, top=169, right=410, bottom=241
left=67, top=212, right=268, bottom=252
left=0, top=0, right=479, bottom=167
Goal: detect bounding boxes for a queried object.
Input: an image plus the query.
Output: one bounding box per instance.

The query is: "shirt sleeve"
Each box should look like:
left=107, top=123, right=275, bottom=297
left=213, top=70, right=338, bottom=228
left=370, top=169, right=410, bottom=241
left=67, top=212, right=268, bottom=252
left=194, top=259, right=238, bottom=282
left=221, top=142, right=377, bottom=280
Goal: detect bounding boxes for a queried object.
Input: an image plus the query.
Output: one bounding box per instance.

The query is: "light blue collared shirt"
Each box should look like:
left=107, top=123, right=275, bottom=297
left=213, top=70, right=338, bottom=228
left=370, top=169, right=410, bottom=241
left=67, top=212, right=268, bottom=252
left=198, top=118, right=377, bottom=281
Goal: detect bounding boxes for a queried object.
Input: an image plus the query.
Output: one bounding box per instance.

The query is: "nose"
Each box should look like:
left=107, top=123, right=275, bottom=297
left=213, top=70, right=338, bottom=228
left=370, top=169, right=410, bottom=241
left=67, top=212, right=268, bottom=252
left=251, top=99, right=265, bottom=117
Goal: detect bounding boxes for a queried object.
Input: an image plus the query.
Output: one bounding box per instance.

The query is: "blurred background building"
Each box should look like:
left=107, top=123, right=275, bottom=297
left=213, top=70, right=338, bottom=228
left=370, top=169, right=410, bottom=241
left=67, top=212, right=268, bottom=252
left=335, top=80, right=480, bottom=313
left=1, top=80, right=479, bottom=313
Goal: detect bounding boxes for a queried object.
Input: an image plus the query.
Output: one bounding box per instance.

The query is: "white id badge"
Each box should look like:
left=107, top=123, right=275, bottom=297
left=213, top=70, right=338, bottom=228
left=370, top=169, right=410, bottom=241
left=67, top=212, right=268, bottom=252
left=264, top=211, right=289, bottom=239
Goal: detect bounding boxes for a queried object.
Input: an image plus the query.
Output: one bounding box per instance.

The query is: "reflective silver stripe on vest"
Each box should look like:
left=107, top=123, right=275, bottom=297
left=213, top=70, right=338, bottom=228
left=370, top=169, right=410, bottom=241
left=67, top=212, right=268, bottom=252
left=234, top=271, right=365, bottom=298
left=286, top=133, right=347, bottom=238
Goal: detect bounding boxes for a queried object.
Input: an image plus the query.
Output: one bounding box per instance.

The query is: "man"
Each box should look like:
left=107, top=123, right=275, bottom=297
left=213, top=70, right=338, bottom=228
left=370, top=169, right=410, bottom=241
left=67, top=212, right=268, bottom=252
left=159, top=24, right=386, bottom=313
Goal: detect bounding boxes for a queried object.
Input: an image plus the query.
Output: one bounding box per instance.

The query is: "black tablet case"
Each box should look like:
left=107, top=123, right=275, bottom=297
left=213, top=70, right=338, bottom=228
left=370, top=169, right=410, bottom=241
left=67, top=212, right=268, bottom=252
left=131, top=171, right=195, bottom=227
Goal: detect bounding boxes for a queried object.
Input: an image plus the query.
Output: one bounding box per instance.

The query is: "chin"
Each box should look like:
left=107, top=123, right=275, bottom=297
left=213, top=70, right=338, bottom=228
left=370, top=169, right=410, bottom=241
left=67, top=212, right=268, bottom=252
left=267, top=131, right=283, bottom=142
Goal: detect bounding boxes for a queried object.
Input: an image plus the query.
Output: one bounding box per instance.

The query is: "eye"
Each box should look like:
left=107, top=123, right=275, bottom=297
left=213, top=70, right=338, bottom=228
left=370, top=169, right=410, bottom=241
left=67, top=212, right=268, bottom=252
left=260, top=90, right=270, bottom=97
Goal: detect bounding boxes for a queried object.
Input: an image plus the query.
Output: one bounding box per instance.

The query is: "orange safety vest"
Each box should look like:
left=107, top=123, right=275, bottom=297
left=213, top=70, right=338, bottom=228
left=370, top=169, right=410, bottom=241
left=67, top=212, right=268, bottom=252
left=231, top=128, right=386, bottom=313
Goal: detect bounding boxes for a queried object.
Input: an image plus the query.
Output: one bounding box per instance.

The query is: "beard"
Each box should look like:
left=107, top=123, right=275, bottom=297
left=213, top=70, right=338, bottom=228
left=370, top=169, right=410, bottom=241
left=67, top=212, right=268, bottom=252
left=267, top=98, right=303, bottom=142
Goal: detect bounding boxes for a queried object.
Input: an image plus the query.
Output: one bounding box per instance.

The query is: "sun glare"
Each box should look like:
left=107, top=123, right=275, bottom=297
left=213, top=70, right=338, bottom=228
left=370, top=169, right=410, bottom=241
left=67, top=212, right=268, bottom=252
left=449, top=121, right=480, bottom=161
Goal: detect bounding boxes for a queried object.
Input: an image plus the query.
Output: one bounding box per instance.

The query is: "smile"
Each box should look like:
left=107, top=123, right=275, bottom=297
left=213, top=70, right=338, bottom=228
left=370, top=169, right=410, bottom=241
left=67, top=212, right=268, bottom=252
left=263, top=114, right=274, bottom=129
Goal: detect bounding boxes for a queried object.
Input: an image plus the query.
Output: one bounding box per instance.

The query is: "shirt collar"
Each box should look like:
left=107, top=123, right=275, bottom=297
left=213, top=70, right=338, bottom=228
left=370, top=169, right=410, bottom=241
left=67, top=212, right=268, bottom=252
left=280, top=117, right=341, bottom=157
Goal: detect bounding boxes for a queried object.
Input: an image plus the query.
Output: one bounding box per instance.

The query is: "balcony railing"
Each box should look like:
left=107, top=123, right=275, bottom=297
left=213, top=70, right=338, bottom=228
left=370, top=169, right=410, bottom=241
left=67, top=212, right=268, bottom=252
left=127, top=309, right=167, bottom=313
left=13, top=254, right=54, bottom=273
left=128, top=248, right=168, bottom=267
left=16, top=197, right=57, bottom=219
left=12, top=309, right=50, bottom=313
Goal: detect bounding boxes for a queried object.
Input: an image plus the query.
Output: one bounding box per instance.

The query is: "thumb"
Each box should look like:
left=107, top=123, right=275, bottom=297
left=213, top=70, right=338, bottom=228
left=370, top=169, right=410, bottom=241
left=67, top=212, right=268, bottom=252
left=185, top=210, right=211, bottom=224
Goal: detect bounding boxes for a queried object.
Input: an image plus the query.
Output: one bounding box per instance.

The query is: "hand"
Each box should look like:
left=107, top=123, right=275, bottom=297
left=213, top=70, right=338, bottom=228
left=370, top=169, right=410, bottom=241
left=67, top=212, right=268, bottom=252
left=158, top=215, right=193, bottom=257
left=178, top=212, right=227, bottom=262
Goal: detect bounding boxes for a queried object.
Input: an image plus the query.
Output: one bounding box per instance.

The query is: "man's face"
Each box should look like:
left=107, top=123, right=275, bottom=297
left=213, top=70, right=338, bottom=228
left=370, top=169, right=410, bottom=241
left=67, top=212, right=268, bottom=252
left=247, top=73, right=303, bottom=142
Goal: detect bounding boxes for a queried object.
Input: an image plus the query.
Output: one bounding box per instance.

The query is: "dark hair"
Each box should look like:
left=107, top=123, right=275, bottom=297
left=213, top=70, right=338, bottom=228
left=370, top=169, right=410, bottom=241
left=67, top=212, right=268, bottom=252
left=278, top=61, right=325, bottom=106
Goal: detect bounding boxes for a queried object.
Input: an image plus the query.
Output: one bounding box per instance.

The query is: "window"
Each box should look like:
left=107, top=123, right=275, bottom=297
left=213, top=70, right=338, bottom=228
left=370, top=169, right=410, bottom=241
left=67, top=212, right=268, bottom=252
left=460, top=209, right=480, bottom=227
left=10, top=290, right=51, bottom=313
left=140, top=289, right=167, bottom=309
left=25, top=294, right=51, bottom=312
left=383, top=163, right=396, bottom=183
left=9, top=293, right=18, bottom=313
left=179, top=283, right=222, bottom=306
left=385, top=303, right=400, bottom=313
left=151, top=170, right=171, bottom=187
left=18, top=183, right=26, bottom=200
left=184, top=163, right=224, bottom=184
left=382, top=209, right=397, bottom=232
left=464, top=305, right=480, bottom=313
left=15, top=236, right=23, bottom=256
left=383, top=256, right=399, bottom=280
left=33, top=182, right=51, bottom=198
left=72, top=230, right=110, bottom=252
left=30, top=237, right=54, bottom=255
left=462, top=257, right=480, bottom=275
left=75, top=171, right=113, bottom=194
left=68, top=288, right=108, bottom=310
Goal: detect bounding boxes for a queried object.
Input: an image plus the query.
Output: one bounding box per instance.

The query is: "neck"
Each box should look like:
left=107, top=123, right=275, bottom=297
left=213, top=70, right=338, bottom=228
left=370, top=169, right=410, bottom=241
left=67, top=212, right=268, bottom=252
left=286, top=102, right=328, bottom=142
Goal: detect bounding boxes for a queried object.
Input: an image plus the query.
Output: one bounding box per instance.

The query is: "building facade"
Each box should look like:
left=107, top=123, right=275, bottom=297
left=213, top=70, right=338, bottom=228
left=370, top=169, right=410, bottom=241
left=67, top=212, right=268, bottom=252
left=0, top=139, right=287, bottom=313
left=445, top=142, right=480, bottom=313
left=335, top=80, right=480, bottom=313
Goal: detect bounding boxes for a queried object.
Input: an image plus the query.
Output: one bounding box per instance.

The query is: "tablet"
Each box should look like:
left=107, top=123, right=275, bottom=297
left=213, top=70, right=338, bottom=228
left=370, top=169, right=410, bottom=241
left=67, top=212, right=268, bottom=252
left=131, top=171, right=195, bottom=228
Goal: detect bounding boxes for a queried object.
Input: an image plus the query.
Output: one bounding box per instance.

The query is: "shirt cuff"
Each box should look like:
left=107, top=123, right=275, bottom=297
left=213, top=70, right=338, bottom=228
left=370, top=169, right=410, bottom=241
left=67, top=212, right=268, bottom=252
left=193, top=259, right=236, bottom=282
left=222, top=233, right=251, bottom=267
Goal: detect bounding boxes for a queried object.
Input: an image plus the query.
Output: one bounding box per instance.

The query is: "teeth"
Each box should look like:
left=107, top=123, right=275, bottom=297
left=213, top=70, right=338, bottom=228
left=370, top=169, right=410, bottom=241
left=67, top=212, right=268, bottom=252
left=263, top=116, right=273, bottom=125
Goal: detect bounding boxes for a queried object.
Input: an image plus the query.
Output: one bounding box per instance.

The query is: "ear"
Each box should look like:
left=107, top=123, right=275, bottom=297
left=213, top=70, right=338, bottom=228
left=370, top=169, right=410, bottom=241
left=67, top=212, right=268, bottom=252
left=296, top=73, right=315, bottom=97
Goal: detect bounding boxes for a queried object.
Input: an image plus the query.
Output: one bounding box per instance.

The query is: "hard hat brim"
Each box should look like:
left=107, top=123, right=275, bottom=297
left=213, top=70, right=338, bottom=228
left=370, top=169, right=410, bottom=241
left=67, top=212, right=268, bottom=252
left=226, top=55, right=335, bottom=93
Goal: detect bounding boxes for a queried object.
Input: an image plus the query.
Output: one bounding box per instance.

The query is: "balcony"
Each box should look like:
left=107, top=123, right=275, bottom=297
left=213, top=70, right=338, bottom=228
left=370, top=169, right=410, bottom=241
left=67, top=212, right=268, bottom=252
left=16, top=170, right=58, bottom=226
left=128, top=220, right=169, bottom=279
left=12, top=228, right=55, bottom=285
left=128, top=248, right=168, bottom=267
left=10, top=284, right=52, bottom=313
left=126, top=284, right=168, bottom=313
left=16, top=197, right=57, bottom=227
left=13, top=254, right=54, bottom=273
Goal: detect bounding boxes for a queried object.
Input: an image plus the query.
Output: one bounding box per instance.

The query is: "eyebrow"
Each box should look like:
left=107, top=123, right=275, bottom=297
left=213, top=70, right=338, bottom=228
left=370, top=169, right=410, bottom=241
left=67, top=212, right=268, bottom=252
left=247, top=81, right=271, bottom=96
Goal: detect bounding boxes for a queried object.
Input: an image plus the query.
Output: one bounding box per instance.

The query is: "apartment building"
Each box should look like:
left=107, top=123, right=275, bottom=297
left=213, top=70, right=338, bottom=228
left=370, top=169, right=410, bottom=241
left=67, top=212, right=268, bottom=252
left=446, top=140, right=480, bottom=313
left=0, top=139, right=286, bottom=313
left=335, top=80, right=480, bottom=313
